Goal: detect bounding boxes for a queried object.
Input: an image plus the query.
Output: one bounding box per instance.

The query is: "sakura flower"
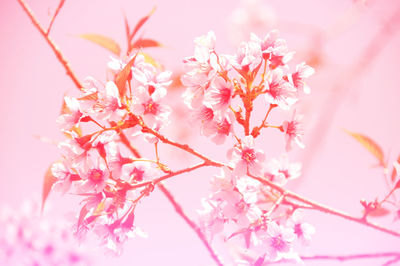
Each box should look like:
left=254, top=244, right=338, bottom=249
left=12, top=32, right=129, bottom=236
left=93, top=81, right=124, bottom=121
left=203, top=112, right=234, bottom=145
left=265, top=222, right=295, bottom=261
left=57, top=96, right=83, bottom=131
left=193, top=30, right=216, bottom=63
left=250, top=30, right=279, bottom=60
left=198, top=199, right=225, bottom=240
left=264, top=69, right=297, bottom=110
left=121, top=161, right=154, bottom=183
left=92, top=210, right=147, bottom=256
left=282, top=111, right=305, bottom=151
left=228, top=136, right=265, bottom=176
left=235, top=40, right=262, bottom=71
left=264, top=154, right=301, bottom=186
left=287, top=210, right=315, bottom=245
left=52, top=161, right=80, bottom=194
left=204, top=76, right=233, bottom=113
left=132, top=63, right=172, bottom=96
left=78, top=160, right=109, bottom=193
left=132, top=86, right=171, bottom=127
left=210, top=167, right=237, bottom=192
left=290, top=62, right=314, bottom=94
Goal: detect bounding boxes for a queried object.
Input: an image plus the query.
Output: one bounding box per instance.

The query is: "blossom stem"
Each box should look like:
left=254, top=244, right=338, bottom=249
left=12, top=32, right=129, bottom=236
left=16, top=0, right=83, bottom=90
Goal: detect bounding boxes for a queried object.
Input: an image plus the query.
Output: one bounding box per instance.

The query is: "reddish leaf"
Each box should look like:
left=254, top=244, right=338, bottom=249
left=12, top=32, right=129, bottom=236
left=115, top=53, right=138, bottom=97
left=77, top=204, right=89, bottom=230
left=123, top=14, right=130, bottom=45
left=365, top=206, right=391, bottom=217
left=391, top=155, right=400, bottom=182
left=132, top=38, right=162, bottom=49
left=139, top=52, right=162, bottom=69
left=42, top=164, right=57, bottom=212
left=128, top=7, right=156, bottom=44
left=79, top=34, right=121, bottom=56
left=345, top=130, right=386, bottom=167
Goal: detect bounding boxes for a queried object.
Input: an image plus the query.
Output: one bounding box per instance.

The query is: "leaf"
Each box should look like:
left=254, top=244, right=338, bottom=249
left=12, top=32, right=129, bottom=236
left=345, top=130, right=386, bottom=167
left=365, top=206, right=391, bottom=217
left=128, top=7, right=156, bottom=44
left=115, top=53, right=138, bottom=97
left=77, top=204, right=89, bottom=230
left=79, top=34, right=121, bottom=56
left=123, top=13, right=131, bottom=44
left=132, top=38, right=162, bottom=49
left=139, top=52, right=162, bottom=69
left=391, top=155, right=400, bottom=182
left=42, top=164, right=57, bottom=212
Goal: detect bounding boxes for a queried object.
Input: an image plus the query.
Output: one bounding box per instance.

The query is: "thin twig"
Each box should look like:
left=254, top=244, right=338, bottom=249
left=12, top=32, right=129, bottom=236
left=250, top=174, right=400, bottom=238
left=157, top=183, right=225, bottom=266
left=268, top=252, right=400, bottom=264
left=46, top=0, right=66, bottom=35
left=16, top=0, right=83, bottom=90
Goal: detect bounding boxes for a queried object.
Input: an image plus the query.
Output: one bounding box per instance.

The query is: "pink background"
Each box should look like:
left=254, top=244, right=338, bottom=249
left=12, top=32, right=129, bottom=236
left=1, top=0, right=400, bottom=265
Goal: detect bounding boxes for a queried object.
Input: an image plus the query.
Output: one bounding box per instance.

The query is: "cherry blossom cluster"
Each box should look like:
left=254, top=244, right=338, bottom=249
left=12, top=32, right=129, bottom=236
left=49, top=25, right=314, bottom=263
left=52, top=53, right=173, bottom=255
left=0, top=200, right=91, bottom=265
left=182, top=31, right=315, bottom=263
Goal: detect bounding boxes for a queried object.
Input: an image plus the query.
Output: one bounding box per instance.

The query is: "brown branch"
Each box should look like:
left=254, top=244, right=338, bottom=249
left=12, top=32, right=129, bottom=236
left=141, top=125, right=224, bottom=167
left=128, top=162, right=210, bottom=190
left=157, top=183, right=224, bottom=266
left=46, top=0, right=66, bottom=35
left=250, top=174, right=400, bottom=238
left=16, top=0, right=83, bottom=90
left=117, top=133, right=224, bottom=265
left=119, top=131, right=141, bottom=158
left=269, top=252, right=400, bottom=264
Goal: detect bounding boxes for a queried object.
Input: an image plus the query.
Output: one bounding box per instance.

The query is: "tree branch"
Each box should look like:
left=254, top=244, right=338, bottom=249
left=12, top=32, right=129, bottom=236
left=157, top=183, right=225, bottom=266
left=16, top=0, right=83, bottom=90
left=269, top=252, right=400, bottom=264
left=46, top=0, right=66, bottom=35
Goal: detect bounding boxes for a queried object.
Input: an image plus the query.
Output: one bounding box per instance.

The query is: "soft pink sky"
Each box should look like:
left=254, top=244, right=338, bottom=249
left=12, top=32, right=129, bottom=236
left=1, top=0, right=400, bottom=265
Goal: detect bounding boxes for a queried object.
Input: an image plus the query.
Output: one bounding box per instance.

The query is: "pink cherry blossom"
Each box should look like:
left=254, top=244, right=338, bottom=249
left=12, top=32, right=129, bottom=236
left=287, top=210, right=315, bottom=245
left=291, top=62, right=314, bottom=94
left=57, top=96, right=83, bottom=131
left=282, top=111, right=305, bottom=151
left=264, top=69, right=297, bottom=110
left=132, top=86, right=171, bottom=127
left=203, top=113, right=235, bottom=145
left=265, top=222, right=295, bottom=261
left=229, top=136, right=265, bottom=176
left=204, top=76, right=233, bottom=113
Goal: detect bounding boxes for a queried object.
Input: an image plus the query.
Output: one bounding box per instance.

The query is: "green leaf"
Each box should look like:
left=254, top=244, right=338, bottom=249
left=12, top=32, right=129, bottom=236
left=345, top=130, right=386, bottom=167
left=79, top=34, right=121, bottom=56
left=42, top=164, right=57, bottom=212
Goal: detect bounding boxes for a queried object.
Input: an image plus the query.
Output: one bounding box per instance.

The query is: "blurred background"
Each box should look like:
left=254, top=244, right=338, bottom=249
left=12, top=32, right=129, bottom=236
left=1, top=0, right=400, bottom=265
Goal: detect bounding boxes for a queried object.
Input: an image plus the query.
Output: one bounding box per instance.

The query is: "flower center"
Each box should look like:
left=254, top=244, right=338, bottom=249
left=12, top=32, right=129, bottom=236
left=89, top=169, right=103, bottom=183
left=241, top=148, right=256, bottom=164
